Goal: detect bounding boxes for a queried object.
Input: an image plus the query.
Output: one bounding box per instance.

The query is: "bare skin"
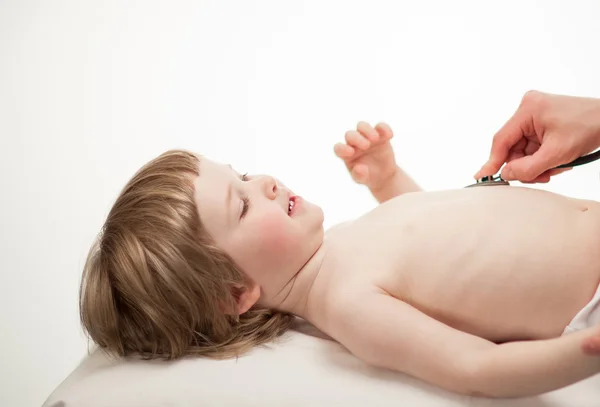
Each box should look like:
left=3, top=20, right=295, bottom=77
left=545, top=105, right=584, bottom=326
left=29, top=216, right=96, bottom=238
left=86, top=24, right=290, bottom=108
left=195, top=120, right=600, bottom=398
left=474, top=90, right=600, bottom=355
left=278, top=182, right=600, bottom=398
left=318, top=121, right=600, bottom=397
left=311, top=186, right=600, bottom=344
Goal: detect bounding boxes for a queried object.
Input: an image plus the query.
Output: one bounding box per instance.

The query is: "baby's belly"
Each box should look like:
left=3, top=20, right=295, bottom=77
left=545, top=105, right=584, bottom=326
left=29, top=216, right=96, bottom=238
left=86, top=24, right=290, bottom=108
left=350, top=186, right=600, bottom=341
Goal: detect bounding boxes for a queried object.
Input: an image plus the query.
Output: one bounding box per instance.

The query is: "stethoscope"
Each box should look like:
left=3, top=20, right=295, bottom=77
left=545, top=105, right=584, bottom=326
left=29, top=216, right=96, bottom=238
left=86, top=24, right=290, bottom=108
left=466, top=149, right=600, bottom=188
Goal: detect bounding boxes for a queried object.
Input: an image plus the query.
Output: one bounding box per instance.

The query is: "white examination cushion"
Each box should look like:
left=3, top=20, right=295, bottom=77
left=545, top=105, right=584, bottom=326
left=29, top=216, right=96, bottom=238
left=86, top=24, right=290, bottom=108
left=43, top=319, right=600, bottom=407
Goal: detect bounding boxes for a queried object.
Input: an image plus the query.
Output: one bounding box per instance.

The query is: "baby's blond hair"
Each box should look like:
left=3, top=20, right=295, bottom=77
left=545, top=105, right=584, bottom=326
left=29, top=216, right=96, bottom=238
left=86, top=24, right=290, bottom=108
left=79, top=150, right=293, bottom=360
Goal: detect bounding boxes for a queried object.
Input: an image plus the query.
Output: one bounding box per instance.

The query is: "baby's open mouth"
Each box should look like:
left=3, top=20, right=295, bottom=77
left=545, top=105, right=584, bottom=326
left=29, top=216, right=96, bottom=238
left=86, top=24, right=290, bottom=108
left=288, top=196, right=296, bottom=216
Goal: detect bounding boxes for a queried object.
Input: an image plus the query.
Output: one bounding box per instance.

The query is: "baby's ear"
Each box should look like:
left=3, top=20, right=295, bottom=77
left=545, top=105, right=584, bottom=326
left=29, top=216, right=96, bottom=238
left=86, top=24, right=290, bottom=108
left=228, top=282, right=261, bottom=315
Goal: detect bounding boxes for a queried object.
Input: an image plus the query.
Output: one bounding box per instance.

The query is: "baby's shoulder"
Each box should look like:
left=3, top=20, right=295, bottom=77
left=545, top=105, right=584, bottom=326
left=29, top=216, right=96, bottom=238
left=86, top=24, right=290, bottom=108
left=320, top=276, right=380, bottom=315
left=314, top=283, right=390, bottom=335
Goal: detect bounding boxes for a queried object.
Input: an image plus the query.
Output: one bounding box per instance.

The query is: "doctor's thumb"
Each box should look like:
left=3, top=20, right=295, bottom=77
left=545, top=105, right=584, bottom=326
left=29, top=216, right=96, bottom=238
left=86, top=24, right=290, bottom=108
left=500, top=147, right=561, bottom=182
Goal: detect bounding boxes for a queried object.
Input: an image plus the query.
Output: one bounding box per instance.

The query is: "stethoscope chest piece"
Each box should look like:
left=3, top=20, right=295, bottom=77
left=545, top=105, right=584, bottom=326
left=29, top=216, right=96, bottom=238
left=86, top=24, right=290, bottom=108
left=465, top=175, right=510, bottom=188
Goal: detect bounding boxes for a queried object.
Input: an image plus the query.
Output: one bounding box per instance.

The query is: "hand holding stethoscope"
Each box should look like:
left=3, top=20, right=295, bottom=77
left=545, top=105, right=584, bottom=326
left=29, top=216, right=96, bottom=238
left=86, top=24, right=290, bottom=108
left=469, top=91, right=600, bottom=188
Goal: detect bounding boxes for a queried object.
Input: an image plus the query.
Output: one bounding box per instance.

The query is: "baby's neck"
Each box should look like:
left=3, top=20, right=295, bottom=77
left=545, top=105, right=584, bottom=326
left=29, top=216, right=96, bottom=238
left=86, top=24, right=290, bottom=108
left=270, top=241, right=329, bottom=320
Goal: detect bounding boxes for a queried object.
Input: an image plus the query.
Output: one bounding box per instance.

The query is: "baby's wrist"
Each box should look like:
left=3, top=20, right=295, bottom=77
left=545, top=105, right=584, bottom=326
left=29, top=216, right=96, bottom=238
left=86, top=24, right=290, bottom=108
left=369, top=168, right=401, bottom=201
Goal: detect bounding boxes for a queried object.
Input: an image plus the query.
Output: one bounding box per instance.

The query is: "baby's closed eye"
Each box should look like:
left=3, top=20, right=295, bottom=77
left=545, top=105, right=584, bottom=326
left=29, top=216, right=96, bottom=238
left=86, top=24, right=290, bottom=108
left=241, top=196, right=250, bottom=219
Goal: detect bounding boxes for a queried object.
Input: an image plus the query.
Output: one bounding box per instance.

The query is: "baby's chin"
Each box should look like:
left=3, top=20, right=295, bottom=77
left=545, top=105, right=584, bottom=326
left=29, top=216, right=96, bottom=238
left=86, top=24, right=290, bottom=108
left=303, top=199, right=324, bottom=214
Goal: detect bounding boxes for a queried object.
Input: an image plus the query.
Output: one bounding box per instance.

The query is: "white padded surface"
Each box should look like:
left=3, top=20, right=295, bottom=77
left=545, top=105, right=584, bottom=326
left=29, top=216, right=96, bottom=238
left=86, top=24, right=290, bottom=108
left=43, top=319, right=600, bottom=407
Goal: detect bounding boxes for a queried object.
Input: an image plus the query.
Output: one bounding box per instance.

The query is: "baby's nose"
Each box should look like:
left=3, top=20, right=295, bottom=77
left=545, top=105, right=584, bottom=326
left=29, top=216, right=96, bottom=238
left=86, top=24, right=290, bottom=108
left=261, top=175, right=278, bottom=199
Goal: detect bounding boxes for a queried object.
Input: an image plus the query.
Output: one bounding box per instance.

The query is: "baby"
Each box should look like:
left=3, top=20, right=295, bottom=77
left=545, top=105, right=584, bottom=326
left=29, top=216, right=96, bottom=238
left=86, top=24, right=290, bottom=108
left=80, top=122, right=600, bottom=398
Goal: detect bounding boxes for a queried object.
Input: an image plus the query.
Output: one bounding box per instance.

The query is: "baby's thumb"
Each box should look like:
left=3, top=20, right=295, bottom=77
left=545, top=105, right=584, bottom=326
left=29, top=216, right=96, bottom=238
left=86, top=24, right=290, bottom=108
left=501, top=144, right=562, bottom=182
left=351, top=164, right=369, bottom=185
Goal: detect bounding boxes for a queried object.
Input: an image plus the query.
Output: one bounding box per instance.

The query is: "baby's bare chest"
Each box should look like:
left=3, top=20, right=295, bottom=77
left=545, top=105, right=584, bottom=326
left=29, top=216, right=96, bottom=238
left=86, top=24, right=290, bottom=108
left=324, top=188, right=600, bottom=340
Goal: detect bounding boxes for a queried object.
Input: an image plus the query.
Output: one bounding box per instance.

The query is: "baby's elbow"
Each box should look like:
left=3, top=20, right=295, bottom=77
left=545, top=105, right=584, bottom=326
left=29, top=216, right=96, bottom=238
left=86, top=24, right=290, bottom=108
left=451, top=355, right=498, bottom=398
left=396, top=354, right=494, bottom=398
left=457, top=357, right=515, bottom=399
left=370, top=350, right=496, bottom=398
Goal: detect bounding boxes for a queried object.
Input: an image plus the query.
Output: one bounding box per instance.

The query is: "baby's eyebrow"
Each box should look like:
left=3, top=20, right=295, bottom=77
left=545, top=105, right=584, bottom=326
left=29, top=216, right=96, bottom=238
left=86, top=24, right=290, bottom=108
left=225, top=182, right=232, bottom=222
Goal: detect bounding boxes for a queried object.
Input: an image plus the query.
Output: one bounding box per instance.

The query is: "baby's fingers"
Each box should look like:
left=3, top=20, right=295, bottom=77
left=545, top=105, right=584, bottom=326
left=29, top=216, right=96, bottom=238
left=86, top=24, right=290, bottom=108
left=357, top=121, right=379, bottom=142
left=375, top=122, right=394, bottom=141
left=345, top=130, right=371, bottom=151
left=582, top=335, right=600, bottom=355
left=334, top=143, right=355, bottom=159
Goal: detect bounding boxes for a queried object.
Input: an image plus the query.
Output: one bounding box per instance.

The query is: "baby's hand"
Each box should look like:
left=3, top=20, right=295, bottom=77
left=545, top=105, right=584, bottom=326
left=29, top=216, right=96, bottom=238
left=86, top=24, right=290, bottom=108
left=334, top=122, right=398, bottom=191
left=582, top=330, right=600, bottom=355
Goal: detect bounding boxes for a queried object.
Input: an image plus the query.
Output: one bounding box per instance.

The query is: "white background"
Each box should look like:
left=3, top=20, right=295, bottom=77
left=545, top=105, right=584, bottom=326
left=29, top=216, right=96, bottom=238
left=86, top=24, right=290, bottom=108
left=2, top=0, right=600, bottom=405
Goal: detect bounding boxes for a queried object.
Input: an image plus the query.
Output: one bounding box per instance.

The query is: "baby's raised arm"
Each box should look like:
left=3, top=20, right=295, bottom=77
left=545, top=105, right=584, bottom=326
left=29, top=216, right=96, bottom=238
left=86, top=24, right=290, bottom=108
left=328, top=291, right=600, bottom=398
left=334, top=122, right=421, bottom=203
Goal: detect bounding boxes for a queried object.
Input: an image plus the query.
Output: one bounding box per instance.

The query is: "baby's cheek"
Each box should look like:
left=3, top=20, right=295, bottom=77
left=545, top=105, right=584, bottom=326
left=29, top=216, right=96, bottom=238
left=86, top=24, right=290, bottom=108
left=254, top=214, right=294, bottom=251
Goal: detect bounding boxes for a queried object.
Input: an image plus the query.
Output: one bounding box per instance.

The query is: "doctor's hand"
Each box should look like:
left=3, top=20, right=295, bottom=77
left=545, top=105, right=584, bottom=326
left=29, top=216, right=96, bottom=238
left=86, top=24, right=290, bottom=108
left=474, top=91, right=600, bottom=183
left=334, top=121, right=399, bottom=191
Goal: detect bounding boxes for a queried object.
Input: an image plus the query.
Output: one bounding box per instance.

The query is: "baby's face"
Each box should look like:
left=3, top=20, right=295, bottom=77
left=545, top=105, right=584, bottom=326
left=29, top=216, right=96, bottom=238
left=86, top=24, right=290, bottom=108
left=193, top=156, right=325, bottom=304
